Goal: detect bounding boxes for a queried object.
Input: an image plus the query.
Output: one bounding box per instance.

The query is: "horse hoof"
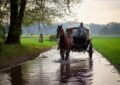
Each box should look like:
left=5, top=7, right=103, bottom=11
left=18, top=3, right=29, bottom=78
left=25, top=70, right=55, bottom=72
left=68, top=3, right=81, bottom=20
left=61, top=58, right=64, bottom=60
left=65, top=58, right=68, bottom=61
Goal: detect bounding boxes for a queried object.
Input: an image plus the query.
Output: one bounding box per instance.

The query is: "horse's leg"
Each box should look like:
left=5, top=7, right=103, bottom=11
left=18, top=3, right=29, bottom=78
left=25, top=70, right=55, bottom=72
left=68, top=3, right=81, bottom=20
left=65, top=49, right=70, bottom=60
left=60, top=49, right=64, bottom=60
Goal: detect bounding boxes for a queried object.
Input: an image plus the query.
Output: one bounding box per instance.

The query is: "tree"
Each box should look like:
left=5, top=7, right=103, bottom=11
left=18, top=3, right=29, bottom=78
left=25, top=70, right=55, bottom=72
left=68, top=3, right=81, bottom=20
left=5, top=0, right=81, bottom=44
left=0, top=0, right=9, bottom=43
left=99, top=27, right=109, bottom=35
left=6, top=0, right=27, bottom=44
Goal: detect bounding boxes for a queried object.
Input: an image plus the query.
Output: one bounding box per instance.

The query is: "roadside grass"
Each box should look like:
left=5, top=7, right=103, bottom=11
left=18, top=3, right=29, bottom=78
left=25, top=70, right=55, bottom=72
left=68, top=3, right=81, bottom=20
left=92, top=37, right=120, bottom=72
left=0, top=36, right=56, bottom=64
left=21, top=37, right=56, bottom=47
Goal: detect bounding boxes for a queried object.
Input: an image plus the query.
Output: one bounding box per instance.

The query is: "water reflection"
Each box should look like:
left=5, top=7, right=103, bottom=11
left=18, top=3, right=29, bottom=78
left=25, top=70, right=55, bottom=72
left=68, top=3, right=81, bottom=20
left=60, top=63, right=70, bottom=83
left=10, top=65, right=24, bottom=85
left=1, top=57, right=93, bottom=85
left=89, top=59, right=93, bottom=71
left=0, top=49, right=120, bottom=85
left=59, top=59, right=93, bottom=85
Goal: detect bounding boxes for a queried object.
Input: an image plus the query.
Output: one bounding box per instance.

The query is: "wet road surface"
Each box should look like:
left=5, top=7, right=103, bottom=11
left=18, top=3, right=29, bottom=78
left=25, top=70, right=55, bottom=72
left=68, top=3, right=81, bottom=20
left=0, top=47, right=120, bottom=85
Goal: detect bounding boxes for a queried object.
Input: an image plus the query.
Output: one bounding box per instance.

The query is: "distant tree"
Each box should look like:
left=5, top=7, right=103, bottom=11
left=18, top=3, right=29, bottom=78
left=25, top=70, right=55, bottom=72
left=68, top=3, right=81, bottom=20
left=99, top=22, right=120, bottom=35
left=99, top=27, right=109, bottom=35
left=107, top=22, right=120, bottom=35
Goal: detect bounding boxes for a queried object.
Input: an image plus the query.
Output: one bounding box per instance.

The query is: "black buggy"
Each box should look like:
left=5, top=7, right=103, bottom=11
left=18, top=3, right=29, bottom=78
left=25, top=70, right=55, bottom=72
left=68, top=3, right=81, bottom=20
left=66, top=27, right=93, bottom=59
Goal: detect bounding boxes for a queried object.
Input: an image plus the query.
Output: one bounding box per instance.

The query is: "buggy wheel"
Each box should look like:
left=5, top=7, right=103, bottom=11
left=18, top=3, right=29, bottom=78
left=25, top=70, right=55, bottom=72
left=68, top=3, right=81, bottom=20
left=88, top=43, right=93, bottom=59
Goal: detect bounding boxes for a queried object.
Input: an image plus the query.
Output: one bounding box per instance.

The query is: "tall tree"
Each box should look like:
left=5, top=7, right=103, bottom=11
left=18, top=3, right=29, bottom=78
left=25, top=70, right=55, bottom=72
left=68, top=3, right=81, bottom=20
left=6, top=0, right=26, bottom=44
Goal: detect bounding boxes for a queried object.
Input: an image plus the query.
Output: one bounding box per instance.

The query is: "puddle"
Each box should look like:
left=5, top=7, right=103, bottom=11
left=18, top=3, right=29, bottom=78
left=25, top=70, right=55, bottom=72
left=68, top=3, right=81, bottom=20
left=0, top=48, right=120, bottom=85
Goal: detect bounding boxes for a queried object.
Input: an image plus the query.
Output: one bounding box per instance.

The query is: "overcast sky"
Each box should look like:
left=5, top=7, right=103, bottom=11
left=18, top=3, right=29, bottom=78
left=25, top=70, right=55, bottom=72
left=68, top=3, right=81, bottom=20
left=57, top=0, right=120, bottom=24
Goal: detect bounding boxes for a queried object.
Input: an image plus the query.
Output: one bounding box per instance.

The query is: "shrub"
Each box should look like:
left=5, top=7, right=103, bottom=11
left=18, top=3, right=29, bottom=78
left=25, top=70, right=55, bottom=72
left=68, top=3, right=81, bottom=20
left=49, top=35, right=57, bottom=41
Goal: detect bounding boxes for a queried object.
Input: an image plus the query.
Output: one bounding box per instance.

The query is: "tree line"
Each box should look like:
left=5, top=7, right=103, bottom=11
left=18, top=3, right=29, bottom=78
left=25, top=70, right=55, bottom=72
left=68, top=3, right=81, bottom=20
left=99, top=22, right=120, bottom=35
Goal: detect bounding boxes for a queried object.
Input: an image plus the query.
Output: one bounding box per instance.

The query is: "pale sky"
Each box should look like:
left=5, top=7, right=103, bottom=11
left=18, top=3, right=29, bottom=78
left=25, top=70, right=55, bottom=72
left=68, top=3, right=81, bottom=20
left=57, top=0, right=120, bottom=24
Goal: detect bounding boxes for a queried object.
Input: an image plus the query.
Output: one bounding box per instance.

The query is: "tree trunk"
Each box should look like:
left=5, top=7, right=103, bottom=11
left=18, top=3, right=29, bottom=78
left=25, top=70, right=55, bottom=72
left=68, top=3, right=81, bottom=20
left=6, top=0, right=26, bottom=44
left=39, top=34, right=43, bottom=42
left=38, top=22, right=43, bottom=43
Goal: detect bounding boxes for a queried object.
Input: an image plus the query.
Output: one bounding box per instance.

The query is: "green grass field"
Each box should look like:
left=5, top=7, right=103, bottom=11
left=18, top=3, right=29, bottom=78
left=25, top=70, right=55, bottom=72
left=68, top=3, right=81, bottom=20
left=21, top=37, right=56, bottom=47
left=92, top=37, right=120, bottom=71
left=0, top=36, right=56, bottom=64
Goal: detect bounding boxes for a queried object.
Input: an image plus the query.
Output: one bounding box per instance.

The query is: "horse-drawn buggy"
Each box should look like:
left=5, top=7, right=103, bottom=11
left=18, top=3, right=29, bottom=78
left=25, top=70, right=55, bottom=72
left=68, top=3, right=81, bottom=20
left=57, top=24, right=93, bottom=60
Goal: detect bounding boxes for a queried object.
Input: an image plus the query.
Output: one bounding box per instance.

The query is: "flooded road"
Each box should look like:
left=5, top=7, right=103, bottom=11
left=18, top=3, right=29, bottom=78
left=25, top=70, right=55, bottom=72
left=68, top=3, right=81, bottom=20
left=0, top=47, right=120, bottom=85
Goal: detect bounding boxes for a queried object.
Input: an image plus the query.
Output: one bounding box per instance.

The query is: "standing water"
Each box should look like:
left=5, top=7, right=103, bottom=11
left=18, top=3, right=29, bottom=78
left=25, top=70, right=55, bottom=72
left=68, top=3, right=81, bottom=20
left=0, top=47, right=120, bottom=85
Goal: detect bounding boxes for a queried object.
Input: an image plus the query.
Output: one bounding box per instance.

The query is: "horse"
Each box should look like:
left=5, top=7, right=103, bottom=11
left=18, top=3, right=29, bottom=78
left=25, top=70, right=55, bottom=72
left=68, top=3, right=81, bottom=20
left=56, top=25, right=72, bottom=60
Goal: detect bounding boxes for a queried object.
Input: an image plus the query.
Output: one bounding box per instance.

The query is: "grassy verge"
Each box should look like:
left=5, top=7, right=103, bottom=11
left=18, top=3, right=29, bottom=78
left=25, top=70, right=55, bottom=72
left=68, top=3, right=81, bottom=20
left=0, top=37, right=56, bottom=65
left=92, top=37, right=120, bottom=72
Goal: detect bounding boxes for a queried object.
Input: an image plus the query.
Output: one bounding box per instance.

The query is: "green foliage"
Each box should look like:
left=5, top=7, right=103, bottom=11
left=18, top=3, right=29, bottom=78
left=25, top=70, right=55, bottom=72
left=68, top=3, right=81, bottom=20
left=49, top=35, right=57, bottom=41
left=92, top=37, right=120, bottom=71
left=23, top=0, right=82, bottom=26
left=0, top=26, right=6, bottom=43
left=0, top=1, right=9, bottom=43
